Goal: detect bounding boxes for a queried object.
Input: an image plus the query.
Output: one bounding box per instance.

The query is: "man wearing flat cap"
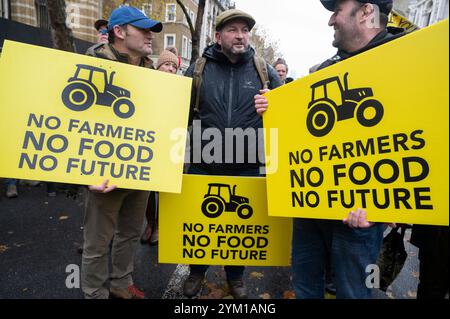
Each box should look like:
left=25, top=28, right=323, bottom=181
left=255, top=0, right=406, bottom=299
left=182, top=9, right=281, bottom=299
left=81, top=6, right=162, bottom=299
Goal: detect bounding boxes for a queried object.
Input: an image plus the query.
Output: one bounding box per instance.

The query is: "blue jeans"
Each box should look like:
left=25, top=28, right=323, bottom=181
left=291, top=218, right=385, bottom=299
left=4, top=179, right=17, bottom=186
left=187, top=165, right=262, bottom=281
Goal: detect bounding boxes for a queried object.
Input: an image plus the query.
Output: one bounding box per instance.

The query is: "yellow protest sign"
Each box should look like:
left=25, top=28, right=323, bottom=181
left=0, top=41, right=191, bottom=193
left=388, top=9, right=420, bottom=33
left=264, top=20, right=449, bottom=226
left=159, top=175, right=292, bottom=266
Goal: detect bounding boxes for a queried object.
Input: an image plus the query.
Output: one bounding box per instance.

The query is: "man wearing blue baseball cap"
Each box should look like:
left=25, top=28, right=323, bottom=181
left=81, top=6, right=162, bottom=299
left=107, top=6, right=163, bottom=33
left=254, top=0, right=405, bottom=299
left=86, top=6, right=162, bottom=66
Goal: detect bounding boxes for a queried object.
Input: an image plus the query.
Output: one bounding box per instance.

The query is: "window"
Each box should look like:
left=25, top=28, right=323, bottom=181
left=35, top=0, right=50, bottom=30
left=412, top=9, right=420, bottom=25
left=183, top=9, right=196, bottom=27
left=165, top=34, right=176, bottom=48
left=188, top=40, right=192, bottom=60
left=326, top=81, right=343, bottom=107
left=1, top=0, right=9, bottom=19
left=190, top=10, right=195, bottom=24
left=91, top=71, right=106, bottom=93
left=312, top=84, right=325, bottom=103
left=182, top=36, right=188, bottom=59
left=183, top=10, right=188, bottom=25
left=142, top=3, right=152, bottom=17
left=421, top=1, right=434, bottom=27
left=166, top=4, right=176, bottom=22
left=76, top=67, right=91, bottom=82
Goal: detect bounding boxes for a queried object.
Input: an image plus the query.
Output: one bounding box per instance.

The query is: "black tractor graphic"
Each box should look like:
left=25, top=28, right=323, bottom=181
left=61, top=64, right=135, bottom=119
left=201, top=183, right=253, bottom=220
left=306, top=72, right=384, bottom=137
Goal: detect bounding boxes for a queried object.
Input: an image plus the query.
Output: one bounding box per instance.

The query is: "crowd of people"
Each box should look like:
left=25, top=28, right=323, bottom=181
left=2, top=0, right=448, bottom=300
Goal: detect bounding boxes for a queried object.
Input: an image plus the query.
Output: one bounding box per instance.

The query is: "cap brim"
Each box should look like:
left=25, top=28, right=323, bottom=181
left=216, top=17, right=256, bottom=31
left=244, top=18, right=256, bottom=31
left=130, top=19, right=163, bottom=33
left=320, top=0, right=337, bottom=11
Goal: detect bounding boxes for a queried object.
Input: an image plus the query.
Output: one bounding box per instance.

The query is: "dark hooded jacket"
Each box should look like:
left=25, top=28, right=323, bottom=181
left=185, top=44, right=282, bottom=173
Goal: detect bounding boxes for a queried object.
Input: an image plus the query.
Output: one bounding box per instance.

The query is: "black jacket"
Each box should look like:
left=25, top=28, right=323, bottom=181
left=317, top=27, right=405, bottom=71
left=185, top=44, right=281, bottom=173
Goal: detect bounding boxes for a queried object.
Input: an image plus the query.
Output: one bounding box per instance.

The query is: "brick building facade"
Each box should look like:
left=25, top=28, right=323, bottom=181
left=4, top=0, right=102, bottom=43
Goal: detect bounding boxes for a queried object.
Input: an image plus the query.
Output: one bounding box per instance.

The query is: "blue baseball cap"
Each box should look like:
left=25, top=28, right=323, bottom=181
left=108, top=6, right=163, bottom=32
left=320, top=0, right=393, bottom=15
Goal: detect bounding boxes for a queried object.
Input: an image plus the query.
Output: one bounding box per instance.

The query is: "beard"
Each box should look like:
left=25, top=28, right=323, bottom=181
left=220, top=41, right=249, bottom=57
left=332, top=27, right=358, bottom=52
left=230, top=44, right=248, bottom=55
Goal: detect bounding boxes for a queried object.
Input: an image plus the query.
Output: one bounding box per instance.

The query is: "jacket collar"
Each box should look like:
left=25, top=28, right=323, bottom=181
left=108, top=44, right=154, bottom=68
left=336, top=28, right=405, bottom=60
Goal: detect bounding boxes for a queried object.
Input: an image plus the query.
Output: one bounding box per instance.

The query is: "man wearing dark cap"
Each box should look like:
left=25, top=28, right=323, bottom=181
left=255, top=0, right=405, bottom=299
left=94, top=19, right=109, bottom=43
left=182, top=9, right=281, bottom=299
left=317, top=0, right=402, bottom=68
left=81, top=6, right=162, bottom=299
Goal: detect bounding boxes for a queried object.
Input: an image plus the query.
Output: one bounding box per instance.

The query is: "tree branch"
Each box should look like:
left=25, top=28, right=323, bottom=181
left=47, top=0, right=75, bottom=52
left=176, top=0, right=195, bottom=35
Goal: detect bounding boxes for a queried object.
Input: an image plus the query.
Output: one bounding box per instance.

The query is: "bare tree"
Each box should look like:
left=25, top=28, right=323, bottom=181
left=176, top=0, right=206, bottom=64
left=47, top=0, right=75, bottom=52
left=251, top=25, right=283, bottom=65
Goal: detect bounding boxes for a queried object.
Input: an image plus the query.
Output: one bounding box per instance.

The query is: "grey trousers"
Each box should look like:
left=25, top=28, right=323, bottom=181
left=81, top=189, right=150, bottom=299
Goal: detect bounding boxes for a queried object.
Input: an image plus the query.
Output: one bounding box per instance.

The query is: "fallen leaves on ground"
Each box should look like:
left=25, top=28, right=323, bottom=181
left=59, top=215, right=69, bottom=220
left=386, top=290, right=395, bottom=299
left=0, top=245, right=8, bottom=253
left=407, top=290, right=417, bottom=298
left=198, top=282, right=227, bottom=299
left=325, top=291, right=336, bottom=299
left=249, top=271, right=264, bottom=280
left=283, top=290, right=295, bottom=299
left=259, top=292, right=271, bottom=299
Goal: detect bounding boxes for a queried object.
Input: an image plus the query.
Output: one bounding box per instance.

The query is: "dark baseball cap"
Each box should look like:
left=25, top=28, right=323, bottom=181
left=215, top=9, right=256, bottom=31
left=320, top=0, right=393, bottom=14
left=107, top=6, right=163, bottom=32
left=94, top=19, right=108, bottom=31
